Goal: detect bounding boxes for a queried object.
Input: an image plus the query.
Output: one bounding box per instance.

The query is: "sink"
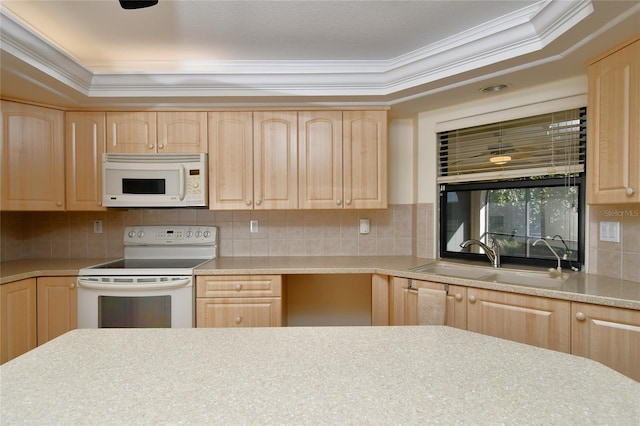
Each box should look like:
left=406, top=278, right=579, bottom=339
left=483, top=269, right=570, bottom=288
left=411, top=262, right=574, bottom=288
left=410, top=262, right=494, bottom=280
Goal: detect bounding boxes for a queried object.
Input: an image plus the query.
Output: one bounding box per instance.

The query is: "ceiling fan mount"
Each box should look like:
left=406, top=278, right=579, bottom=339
left=119, top=1, right=158, bottom=9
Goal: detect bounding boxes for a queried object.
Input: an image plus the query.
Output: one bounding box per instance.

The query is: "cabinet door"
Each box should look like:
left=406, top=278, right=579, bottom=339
left=208, top=112, right=254, bottom=210
left=572, top=302, right=640, bottom=381
left=587, top=37, right=640, bottom=204
left=0, top=279, right=36, bottom=364
left=342, top=110, right=387, bottom=209
left=157, top=111, right=207, bottom=153
left=1, top=101, right=65, bottom=211
left=299, top=111, right=343, bottom=209
left=253, top=111, right=298, bottom=209
left=390, top=277, right=466, bottom=329
left=106, top=112, right=157, bottom=153
left=196, top=298, right=283, bottom=327
left=36, top=277, right=77, bottom=346
left=467, top=288, right=571, bottom=353
left=65, top=111, right=106, bottom=211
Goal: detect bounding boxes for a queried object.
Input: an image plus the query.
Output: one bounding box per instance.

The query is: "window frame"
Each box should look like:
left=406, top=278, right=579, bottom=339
left=439, top=176, right=585, bottom=270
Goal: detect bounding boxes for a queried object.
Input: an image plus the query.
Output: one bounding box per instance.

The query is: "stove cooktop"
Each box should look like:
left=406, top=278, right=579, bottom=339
left=92, top=258, right=208, bottom=270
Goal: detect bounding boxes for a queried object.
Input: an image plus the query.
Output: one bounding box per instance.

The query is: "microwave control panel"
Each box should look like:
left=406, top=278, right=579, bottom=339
left=186, top=168, right=206, bottom=205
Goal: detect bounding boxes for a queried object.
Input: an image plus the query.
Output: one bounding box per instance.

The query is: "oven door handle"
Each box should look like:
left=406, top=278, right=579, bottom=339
left=77, top=277, right=192, bottom=291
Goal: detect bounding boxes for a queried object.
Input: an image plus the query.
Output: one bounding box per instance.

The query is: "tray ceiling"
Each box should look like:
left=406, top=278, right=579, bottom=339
left=1, top=1, right=639, bottom=117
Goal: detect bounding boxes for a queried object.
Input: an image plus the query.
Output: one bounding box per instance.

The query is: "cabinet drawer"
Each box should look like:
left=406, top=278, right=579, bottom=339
left=196, top=298, right=283, bottom=327
left=196, top=275, right=282, bottom=297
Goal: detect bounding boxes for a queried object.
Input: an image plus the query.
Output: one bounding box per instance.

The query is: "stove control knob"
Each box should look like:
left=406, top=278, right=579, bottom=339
left=204, top=231, right=211, bottom=238
left=196, top=231, right=202, bottom=238
left=128, top=230, right=136, bottom=238
left=137, top=231, right=145, bottom=238
left=186, top=231, right=194, bottom=238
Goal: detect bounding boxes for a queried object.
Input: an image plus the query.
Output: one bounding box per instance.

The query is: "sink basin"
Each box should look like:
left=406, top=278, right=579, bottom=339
left=411, top=262, right=494, bottom=280
left=484, top=270, right=569, bottom=288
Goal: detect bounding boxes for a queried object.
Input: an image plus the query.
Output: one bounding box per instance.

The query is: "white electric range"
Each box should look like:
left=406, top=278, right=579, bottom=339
left=77, top=225, right=218, bottom=329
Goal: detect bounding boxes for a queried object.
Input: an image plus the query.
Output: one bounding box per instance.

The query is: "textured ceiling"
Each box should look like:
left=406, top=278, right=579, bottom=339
left=1, top=1, right=639, bottom=117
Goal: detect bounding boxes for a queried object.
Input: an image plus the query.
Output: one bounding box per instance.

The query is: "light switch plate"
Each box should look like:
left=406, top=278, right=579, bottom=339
left=250, top=219, right=259, bottom=233
left=599, top=221, right=620, bottom=242
left=359, top=219, right=370, bottom=234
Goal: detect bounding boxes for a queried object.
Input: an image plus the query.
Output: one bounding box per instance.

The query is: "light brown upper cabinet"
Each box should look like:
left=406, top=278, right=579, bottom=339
left=208, top=111, right=298, bottom=210
left=106, top=111, right=207, bottom=153
left=587, top=35, right=640, bottom=204
left=1, top=101, right=65, bottom=211
left=253, top=111, right=298, bottom=209
left=299, top=110, right=387, bottom=209
left=299, top=111, right=343, bottom=209
left=65, top=111, right=106, bottom=211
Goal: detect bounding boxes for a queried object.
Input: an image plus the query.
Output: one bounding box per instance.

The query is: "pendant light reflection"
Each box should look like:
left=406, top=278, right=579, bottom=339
left=489, top=155, right=511, bottom=165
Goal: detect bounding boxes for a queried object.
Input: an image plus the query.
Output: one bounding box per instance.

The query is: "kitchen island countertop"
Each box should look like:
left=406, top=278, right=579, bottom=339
left=1, top=326, right=638, bottom=425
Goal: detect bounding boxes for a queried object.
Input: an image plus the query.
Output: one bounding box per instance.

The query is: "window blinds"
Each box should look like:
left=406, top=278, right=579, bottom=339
left=438, top=107, right=586, bottom=183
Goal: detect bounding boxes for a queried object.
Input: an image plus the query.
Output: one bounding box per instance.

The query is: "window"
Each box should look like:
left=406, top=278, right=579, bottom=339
left=438, top=108, right=586, bottom=270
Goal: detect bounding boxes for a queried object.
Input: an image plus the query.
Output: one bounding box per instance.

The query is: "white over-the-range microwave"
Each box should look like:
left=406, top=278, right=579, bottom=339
left=102, top=153, right=208, bottom=208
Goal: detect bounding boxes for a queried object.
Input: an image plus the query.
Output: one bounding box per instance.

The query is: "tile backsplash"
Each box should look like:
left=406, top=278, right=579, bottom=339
left=0, top=204, right=435, bottom=261
left=588, top=204, right=640, bottom=282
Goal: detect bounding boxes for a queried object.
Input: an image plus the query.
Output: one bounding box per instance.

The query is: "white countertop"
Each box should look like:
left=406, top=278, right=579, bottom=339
left=1, top=327, right=638, bottom=425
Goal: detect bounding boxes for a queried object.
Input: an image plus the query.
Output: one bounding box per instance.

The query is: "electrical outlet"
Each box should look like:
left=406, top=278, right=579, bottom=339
left=250, top=219, right=259, bottom=233
left=93, top=220, right=103, bottom=234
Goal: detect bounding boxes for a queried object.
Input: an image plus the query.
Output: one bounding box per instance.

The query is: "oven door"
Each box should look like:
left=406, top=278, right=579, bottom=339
left=77, top=276, right=194, bottom=328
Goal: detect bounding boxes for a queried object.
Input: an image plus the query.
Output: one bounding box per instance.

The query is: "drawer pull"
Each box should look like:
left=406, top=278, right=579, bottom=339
left=626, top=187, right=635, bottom=196
left=235, top=284, right=243, bottom=291
left=235, top=316, right=243, bottom=324
left=575, top=312, right=586, bottom=321
left=69, top=282, right=76, bottom=289
left=469, top=295, right=476, bottom=303
left=454, top=293, right=462, bottom=301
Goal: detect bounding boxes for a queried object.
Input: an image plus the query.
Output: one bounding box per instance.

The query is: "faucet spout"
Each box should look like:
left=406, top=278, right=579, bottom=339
left=533, top=238, right=562, bottom=274
left=459, top=238, right=500, bottom=268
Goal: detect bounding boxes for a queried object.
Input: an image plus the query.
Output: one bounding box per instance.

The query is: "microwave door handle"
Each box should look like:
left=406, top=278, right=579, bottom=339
left=77, top=277, right=191, bottom=291
left=179, top=164, right=186, bottom=201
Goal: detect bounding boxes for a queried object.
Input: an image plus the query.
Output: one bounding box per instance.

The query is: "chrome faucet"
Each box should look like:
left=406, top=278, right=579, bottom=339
left=460, top=237, right=500, bottom=268
left=533, top=238, right=562, bottom=274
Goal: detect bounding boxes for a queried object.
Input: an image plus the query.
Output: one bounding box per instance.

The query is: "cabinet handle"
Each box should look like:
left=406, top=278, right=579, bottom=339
left=454, top=293, right=462, bottom=301
left=336, top=200, right=342, bottom=205
left=235, top=316, right=243, bottom=324
left=626, top=187, right=635, bottom=196
left=56, top=201, right=63, bottom=207
left=69, top=282, right=75, bottom=289
left=97, top=201, right=102, bottom=207
left=246, top=200, right=252, bottom=206
left=235, top=284, right=242, bottom=291
left=345, top=200, right=352, bottom=206
left=575, top=312, right=586, bottom=321
left=158, top=144, right=164, bottom=149
left=256, top=199, right=262, bottom=206
left=468, top=295, right=476, bottom=303
left=148, top=144, right=154, bottom=149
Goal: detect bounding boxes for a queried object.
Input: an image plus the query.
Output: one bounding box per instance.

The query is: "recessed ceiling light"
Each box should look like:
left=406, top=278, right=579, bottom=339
left=481, top=84, right=510, bottom=93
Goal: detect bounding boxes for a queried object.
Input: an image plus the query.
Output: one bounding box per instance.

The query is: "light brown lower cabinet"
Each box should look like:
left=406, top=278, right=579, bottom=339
left=37, top=277, right=77, bottom=345
left=196, top=275, right=286, bottom=327
left=390, top=277, right=467, bottom=329
left=571, top=302, right=640, bottom=381
left=0, top=278, right=37, bottom=364
left=466, top=288, right=571, bottom=353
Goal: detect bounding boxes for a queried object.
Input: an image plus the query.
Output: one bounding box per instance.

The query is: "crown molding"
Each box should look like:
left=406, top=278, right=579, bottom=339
left=1, top=1, right=593, bottom=99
